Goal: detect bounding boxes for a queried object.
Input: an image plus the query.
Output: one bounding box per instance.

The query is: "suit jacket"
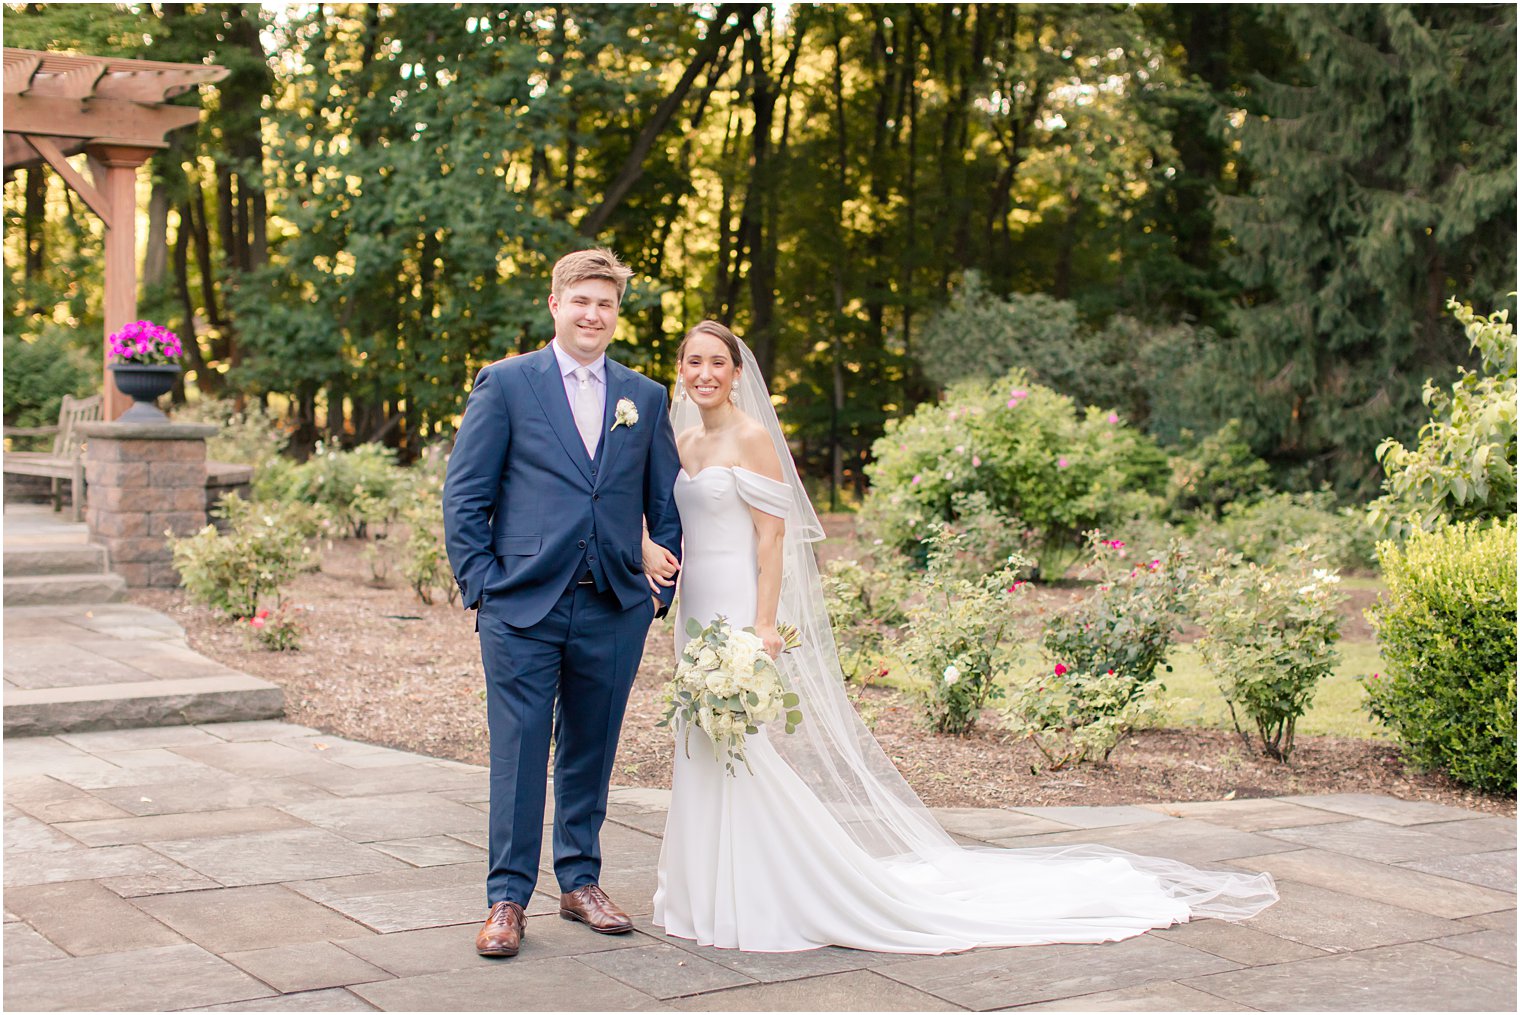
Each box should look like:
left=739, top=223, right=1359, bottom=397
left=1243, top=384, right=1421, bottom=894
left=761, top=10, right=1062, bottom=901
left=443, top=343, right=683, bottom=628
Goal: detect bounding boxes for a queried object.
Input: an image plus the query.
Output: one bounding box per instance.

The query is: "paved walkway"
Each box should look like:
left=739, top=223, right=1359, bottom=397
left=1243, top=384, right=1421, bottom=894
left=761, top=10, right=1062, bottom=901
left=4, top=720, right=1515, bottom=1011
left=2, top=503, right=282, bottom=735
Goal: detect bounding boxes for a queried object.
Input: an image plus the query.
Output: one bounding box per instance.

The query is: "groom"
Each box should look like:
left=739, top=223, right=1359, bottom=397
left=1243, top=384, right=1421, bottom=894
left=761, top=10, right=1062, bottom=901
left=443, top=247, right=683, bottom=957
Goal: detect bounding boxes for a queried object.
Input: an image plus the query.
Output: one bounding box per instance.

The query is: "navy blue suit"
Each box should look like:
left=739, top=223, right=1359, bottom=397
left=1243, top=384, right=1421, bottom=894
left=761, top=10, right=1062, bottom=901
left=443, top=343, right=682, bottom=906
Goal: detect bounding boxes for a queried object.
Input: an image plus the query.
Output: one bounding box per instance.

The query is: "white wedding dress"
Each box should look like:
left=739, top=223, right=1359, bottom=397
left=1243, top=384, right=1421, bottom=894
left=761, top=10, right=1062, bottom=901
left=651, top=463, right=1278, bottom=954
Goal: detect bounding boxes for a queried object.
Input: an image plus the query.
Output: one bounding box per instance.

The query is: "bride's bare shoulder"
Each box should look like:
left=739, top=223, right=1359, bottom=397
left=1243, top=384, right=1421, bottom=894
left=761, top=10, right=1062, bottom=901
left=736, top=419, right=784, bottom=482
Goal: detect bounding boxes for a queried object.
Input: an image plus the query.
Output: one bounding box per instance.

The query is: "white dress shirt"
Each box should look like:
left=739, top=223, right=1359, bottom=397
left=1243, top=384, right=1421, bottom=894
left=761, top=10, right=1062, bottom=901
left=551, top=339, right=606, bottom=456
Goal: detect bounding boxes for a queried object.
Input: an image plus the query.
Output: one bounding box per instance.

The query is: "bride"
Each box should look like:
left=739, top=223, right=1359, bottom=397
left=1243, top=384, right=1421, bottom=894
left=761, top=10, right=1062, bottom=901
left=641, top=320, right=1277, bottom=954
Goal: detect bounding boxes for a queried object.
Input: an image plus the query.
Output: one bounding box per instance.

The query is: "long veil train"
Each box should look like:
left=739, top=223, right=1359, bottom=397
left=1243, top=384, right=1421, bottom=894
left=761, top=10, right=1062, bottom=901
left=666, top=340, right=1277, bottom=947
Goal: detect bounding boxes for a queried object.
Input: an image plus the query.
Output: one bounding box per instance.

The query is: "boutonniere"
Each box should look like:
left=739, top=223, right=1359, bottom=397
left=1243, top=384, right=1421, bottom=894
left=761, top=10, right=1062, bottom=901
left=611, top=397, right=639, bottom=430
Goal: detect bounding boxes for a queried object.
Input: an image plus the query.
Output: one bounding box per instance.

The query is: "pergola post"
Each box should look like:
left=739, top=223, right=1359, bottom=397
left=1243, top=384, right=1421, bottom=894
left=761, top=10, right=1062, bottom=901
left=88, top=143, right=155, bottom=420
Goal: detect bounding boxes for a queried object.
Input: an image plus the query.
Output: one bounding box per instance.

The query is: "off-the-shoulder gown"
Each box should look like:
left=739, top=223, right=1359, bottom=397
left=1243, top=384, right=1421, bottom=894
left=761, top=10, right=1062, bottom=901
left=652, top=465, right=1275, bottom=953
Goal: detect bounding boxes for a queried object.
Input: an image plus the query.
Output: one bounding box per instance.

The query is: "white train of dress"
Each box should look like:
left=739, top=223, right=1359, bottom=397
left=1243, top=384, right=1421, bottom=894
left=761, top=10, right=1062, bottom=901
left=652, top=465, right=1277, bottom=954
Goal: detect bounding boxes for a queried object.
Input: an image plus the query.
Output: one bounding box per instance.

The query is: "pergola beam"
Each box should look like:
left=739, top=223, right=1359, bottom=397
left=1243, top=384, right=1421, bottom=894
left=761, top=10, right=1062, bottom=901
left=4, top=94, right=201, bottom=151
left=28, top=135, right=114, bottom=224
left=4, top=47, right=227, bottom=420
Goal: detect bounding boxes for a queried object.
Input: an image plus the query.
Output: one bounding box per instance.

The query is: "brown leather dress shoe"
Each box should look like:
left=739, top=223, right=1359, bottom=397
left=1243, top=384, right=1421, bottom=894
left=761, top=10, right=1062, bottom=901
left=476, top=900, right=526, bottom=957
left=559, top=884, right=634, bottom=934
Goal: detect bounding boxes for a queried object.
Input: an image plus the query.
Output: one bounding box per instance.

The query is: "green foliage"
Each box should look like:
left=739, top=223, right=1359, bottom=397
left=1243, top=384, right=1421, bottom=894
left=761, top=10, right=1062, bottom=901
left=1218, top=5, right=1517, bottom=494
left=1193, top=553, right=1345, bottom=761
left=1165, top=421, right=1271, bottom=521
left=1369, top=300, right=1518, bottom=537
left=238, top=604, right=304, bottom=652
left=1211, top=491, right=1379, bottom=571
left=278, top=443, right=405, bottom=539
left=862, top=371, right=1168, bottom=576
left=394, top=447, right=456, bottom=606
left=916, top=275, right=1079, bottom=390
left=1007, top=534, right=1197, bottom=769
left=1041, top=535, right=1198, bottom=703
left=821, top=551, right=910, bottom=683
left=1364, top=520, right=1517, bottom=794
left=1003, top=668, right=1159, bottom=771
left=900, top=525, right=1028, bottom=735
left=173, top=397, right=291, bottom=472
left=2, top=327, right=97, bottom=431
left=914, top=274, right=1227, bottom=441
left=170, top=494, right=322, bottom=619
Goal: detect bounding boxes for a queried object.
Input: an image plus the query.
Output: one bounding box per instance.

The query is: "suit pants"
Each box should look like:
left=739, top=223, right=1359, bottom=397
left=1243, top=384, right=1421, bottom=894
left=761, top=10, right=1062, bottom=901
left=477, top=582, right=655, bottom=906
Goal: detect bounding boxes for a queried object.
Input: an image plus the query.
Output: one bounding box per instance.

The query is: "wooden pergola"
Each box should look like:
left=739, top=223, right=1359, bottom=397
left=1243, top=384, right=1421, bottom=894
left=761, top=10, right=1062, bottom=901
left=3, top=48, right=227, bottom=419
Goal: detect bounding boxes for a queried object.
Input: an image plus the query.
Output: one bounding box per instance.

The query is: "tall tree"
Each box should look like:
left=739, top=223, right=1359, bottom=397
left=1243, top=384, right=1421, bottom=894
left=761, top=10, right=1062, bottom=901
left=1217, top=4, right=1518, bottom=494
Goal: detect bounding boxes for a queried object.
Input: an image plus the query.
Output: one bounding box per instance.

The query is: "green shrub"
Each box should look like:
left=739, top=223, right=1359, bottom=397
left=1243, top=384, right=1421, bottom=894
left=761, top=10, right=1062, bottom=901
left=1364, top=519, right=1517, bottom=793
left=900, top=524, right=1029, bottom=734
left=1369, top=299, right=1517, bottom=537
left=1166, top=420, right=1272, bottom=521
left=915, top=274, right=1081, bottom=390
left=1003, top=667, right=1159, bottom=770
left=393, top=448, right=455, bottom=605
left=862, top=370, right=1168, bottom=576
left=914, top=274, right=1221, bottom=437
left=821, top=553, right=910, bottom=682
left=237, top=604, right=304, bottom=651
left=1042, top=534, right=1198, bottom=705
left=1193, top=552, right=1345, bottom=761
left=282, top=442, right=405, bottom=538
left=2, top=326, right=97, bottom=432
left=1208, top=490, right=1378, bottom=570
left=170, top=494, right=323, bottom=619
left=174, top=397, right=291, bottom=472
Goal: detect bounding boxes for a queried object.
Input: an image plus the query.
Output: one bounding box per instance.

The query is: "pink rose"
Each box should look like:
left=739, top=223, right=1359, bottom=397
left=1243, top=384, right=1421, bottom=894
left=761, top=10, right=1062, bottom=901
left=1054, top=663, right=1068, bottom=676
left=1107, top=412, right=1119, bottom=424
left=1057, top=457, right=1069, bottom=469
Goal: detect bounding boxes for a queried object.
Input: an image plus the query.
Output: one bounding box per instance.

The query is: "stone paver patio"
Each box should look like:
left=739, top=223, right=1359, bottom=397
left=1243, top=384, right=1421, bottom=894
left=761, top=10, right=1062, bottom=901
left=4, top=721, right=1515, bottom=1011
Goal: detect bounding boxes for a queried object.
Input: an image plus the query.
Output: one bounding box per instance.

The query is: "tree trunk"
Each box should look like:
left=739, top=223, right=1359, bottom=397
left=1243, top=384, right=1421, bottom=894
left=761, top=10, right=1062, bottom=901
left=23, top=166, right=45, bottom=283
left=172, top=202, right=219, bottom=396
left=143, top=182, right=170, bottom=289
left=579, top=3, right=759, bottom=236
left=742, top=9, right=778, bottom=378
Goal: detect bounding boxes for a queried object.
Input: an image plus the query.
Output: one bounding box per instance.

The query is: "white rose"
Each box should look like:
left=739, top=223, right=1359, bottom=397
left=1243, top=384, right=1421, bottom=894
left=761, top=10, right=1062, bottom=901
left=943, top=664, right=961, bottom=685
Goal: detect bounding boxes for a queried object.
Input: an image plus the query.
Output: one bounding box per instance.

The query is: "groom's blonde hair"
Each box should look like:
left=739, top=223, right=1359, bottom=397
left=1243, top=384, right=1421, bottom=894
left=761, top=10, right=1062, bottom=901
left=552, top=247, right=634, bottom=304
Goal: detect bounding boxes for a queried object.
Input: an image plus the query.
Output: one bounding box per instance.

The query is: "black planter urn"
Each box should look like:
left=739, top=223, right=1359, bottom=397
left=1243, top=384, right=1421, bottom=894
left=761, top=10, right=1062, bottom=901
left=110, top=364, right=181, bottom=422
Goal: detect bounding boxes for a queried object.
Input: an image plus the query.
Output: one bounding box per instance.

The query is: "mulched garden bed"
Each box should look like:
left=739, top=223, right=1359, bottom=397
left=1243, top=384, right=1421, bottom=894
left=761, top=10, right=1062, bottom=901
left=130, top=532, right=1513, bottom=818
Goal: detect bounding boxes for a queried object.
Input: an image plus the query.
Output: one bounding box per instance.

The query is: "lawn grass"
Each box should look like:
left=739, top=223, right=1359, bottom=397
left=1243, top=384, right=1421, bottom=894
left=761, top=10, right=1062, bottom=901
left=1149, top=640, right=1389, bottom=739
left=870, top=639, right=1391, bottom=740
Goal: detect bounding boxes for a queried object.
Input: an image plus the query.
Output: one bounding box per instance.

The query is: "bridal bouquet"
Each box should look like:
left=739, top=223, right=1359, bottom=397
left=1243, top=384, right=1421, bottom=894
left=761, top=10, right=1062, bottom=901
left=659, top=616, right=804, bottom=776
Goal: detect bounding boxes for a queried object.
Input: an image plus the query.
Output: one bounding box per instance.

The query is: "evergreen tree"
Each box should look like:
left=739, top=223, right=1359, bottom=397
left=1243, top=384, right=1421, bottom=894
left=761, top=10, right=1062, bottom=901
left=1217, top=4, right=1517, bottom=495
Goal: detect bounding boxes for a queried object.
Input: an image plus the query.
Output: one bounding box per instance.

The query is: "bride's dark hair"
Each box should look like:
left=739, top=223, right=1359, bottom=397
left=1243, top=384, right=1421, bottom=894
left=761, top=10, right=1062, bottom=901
left=678, top=320, right=743, bottom=365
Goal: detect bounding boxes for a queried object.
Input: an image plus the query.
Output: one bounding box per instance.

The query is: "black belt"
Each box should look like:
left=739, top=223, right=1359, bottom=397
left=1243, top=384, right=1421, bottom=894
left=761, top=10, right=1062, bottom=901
left=576, top=571, right=597, bottom=587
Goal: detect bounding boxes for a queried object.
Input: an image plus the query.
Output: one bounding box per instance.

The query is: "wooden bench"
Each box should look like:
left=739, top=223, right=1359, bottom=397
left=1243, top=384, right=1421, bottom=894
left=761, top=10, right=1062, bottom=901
left=3, top=393, right=102, bottom=522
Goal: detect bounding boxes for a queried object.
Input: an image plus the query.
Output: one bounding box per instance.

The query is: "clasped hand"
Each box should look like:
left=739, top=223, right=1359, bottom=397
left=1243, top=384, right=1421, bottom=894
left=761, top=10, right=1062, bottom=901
left=642, top=534, right=680, bottom=595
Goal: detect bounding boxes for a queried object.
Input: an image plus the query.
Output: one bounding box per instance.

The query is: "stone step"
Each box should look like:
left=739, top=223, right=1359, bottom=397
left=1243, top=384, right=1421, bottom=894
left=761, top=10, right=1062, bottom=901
left=3, top=542, right=110, bottom=577
left=4, top=675, right=285, bottom=737
left=3, top=572, right=127, bottom=606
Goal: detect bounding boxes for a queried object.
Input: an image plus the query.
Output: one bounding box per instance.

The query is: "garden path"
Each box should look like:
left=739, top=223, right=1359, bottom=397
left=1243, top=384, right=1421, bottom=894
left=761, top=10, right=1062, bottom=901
left=4, top=715, right=1514, bottom=1011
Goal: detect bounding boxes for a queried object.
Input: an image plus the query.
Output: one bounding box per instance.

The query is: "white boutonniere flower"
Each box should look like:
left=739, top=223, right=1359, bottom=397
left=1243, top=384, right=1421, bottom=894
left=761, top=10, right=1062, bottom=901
left=611, top=397, right=639, bottom=430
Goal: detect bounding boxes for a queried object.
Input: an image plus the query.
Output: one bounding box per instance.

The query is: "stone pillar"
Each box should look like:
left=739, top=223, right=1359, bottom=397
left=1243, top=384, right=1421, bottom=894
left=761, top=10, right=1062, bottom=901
left=79, top=421, right=218, bottom=588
